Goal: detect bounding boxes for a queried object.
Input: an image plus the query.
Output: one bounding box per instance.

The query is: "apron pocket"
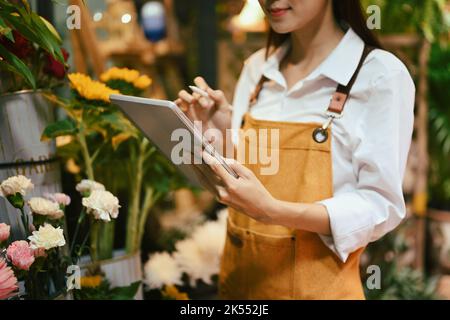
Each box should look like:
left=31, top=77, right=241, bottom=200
left=221, top=219, right=296, bottom=300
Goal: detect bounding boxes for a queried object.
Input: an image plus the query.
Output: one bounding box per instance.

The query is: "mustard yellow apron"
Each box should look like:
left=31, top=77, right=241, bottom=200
left=219, top=45, right=374, bottom=300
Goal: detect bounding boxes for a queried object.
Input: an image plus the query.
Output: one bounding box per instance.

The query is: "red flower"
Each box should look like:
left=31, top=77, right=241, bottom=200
left=0, top=30, right=34, bottom=58
left=43, top=48, right=69, bottom=79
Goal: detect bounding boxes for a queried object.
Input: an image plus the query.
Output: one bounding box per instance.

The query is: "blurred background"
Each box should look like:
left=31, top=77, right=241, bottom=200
left=17, top=0, right=450, bottom=299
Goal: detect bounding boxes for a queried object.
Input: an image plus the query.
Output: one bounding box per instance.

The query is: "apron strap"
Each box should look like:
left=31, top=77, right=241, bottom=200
left=327, top=45, right=375, bottom=115
left=247, top=44, right=375, bottom=114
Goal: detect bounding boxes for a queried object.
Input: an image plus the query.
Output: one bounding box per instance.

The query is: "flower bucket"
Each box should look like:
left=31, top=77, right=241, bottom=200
left=80, top=250, right=143, bottom=300
left=0, top=90, right=62, bottom=240
left=0, top=90, right=56, bottom=164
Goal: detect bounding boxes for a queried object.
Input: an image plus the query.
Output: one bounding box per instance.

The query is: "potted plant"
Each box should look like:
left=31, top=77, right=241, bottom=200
left=0, top=0, right=69, bottom=240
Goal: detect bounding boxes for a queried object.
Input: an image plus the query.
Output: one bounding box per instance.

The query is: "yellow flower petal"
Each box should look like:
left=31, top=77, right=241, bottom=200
left=68, top=73, right=119, bottom=103
left=100, top=68, right=152, bottom=90
left=80, top=275, right=103, bottom=288
left=162, top=285, right=189, bottom=300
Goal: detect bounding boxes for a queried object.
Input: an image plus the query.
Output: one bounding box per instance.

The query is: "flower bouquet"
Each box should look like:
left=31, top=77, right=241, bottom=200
left=0, top=175, right=68, bottom=299
left=0, top=173, right=140, bottom=300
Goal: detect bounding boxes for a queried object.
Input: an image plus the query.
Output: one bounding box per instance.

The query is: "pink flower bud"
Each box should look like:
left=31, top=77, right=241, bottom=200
left=0, top=223, right=10, bottom=243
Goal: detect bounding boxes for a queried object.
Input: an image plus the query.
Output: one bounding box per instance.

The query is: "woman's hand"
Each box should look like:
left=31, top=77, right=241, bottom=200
left=175, top=76, right=232, bottom=136
left=203, top=151, right=276, bottom=224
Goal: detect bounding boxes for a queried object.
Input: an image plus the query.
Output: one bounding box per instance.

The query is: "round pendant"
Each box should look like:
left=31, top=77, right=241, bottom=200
left=312, top=127, right=328, bottom=143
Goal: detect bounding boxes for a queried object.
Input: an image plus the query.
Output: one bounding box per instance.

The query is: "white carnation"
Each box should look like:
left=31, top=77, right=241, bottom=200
left=28, top=223, right=66, bottom=250
left=75, top=179, right=105, bottom=194
left=82, top=190, right=120, bottom=221
left=28, top=197, right=64, bottom=220
left=144, top=252, right=182, bottom=289
left=0, top=175, right=34, bottom=197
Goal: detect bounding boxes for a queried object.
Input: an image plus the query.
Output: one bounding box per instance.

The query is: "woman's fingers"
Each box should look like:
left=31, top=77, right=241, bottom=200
left=178, top=89, right=196, bottom=104
left=194, top=76, right=210, bottom=91
left=206, top=88, right=226, bottom=104
left=174, top=98, right=188, bottom=112
left=191, top=88, right=213, bottom=109
left=228, top=159, right=252, bottom=179
left=203, top=151, right=236, bottom=187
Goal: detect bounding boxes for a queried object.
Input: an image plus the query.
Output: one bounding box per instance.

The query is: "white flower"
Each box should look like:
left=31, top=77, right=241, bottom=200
left=172, top=216, right=227, bottom=287
left=75, top=179, right=105, bottom=194
left=28, top=223, right=66, bottom=250
left=217, top=208, right=228, bottom=225
left=192, top=220, right=226, bottom=261
left=28, top=197, right=64, bottom=220
left=173, top=238, right=217, bottom=287
left=144, top=252, right=182, bottom=289
left=44, top=192, right=71, bottom=206
left=0, top=175, right=33, bottom=197
left=82, top=190, right=120, bottom=221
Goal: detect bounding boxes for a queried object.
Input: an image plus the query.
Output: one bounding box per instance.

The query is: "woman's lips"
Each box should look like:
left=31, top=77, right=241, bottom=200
left=269, top=8, right=290, bottom=17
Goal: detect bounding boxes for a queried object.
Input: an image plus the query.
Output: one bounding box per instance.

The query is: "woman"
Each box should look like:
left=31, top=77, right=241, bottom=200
left=176, top=0, right=415, bottom=299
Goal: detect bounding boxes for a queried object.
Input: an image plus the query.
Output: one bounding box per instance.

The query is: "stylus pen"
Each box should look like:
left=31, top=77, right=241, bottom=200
left=189, top=85, right=210, bottom=98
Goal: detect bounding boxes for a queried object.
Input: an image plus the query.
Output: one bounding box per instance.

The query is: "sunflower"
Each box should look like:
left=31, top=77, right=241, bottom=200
left=100, top=67, right=152, bottom=90
left=68, top=73, right=120, bottom=103
left=80, top=275, right=103, bottom=288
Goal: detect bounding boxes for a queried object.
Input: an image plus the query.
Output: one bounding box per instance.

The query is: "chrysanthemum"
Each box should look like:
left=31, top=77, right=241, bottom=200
left=191, top=220, right=226, bottom=262
left=173, top=238, right=218, bottom=287
left=144, top=252, right=182, bottom=289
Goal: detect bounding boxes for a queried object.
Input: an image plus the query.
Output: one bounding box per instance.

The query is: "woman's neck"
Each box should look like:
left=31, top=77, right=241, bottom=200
left=279, top=5, right=345, bottom=90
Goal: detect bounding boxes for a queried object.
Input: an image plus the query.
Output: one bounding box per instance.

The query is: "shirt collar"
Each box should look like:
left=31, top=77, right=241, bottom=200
left=261, top=28, right=365, bottom=87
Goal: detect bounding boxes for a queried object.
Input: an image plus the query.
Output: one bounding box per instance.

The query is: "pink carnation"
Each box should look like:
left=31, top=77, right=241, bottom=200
left=44, top=192, right=71, bottom=206
left=6, top=241, right=35, bottom=271
left=0, top=223, right=10, bottom=243
left=0, top=258, right=18, bottom=300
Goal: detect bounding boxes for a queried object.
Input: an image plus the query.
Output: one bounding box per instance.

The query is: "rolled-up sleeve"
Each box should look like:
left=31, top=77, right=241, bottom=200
left=318, top=69, right=415, bottom=262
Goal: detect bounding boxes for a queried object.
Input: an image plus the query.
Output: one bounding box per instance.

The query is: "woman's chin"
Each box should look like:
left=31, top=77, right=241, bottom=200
left=270, top=24, right=295, bottom=34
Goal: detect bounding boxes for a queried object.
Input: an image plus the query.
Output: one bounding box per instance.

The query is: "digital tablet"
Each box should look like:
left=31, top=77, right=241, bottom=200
left=110, top=94, right=238, bottom=193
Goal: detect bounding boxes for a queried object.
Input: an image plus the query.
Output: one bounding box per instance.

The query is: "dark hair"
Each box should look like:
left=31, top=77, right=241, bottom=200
left=247, top=0, right=382, bottom=106
left=265, top=0, right=382, bottom=59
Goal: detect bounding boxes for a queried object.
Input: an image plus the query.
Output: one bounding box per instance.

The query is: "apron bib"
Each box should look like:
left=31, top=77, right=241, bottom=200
left=219, top=45, right=375, bottom=300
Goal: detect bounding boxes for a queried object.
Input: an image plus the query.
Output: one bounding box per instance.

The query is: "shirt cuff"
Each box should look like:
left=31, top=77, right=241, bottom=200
left=317, top=195, right=374, bottom=263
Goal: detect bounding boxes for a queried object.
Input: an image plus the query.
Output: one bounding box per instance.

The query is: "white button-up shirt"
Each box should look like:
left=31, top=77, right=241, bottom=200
left=231, top=28, right=415, bottom=262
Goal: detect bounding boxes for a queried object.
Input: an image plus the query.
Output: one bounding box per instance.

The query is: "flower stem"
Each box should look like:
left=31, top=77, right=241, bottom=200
left=125, top=139, right=148, bottom=253
left=70, top=208, right=86, bottom=257
left=19, top=207, right=29, bottom=237
left=136, top=187, right=160, bottom=251
left=90, top=219, right=99, bottom=262
left=74, top=225, right=91, bottom=263
left=77, top=122, right=95, bottom=181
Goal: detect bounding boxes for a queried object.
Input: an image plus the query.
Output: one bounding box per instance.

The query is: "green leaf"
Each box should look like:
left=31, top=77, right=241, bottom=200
left=1, top=6, right=64, bottom=63
left=6, top=193, right=24, bottom=209
left=0, top=17, right=13, bottom=41
left=0, top=43, right=36, bottom=88
left=109, top=281, right=141, bottom=300
left=41, top=119, right=78, bottom=141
